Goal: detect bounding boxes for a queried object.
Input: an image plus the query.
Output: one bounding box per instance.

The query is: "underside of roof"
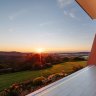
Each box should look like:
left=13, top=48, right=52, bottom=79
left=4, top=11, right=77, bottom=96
left=76, top=0, right=96, bottom=19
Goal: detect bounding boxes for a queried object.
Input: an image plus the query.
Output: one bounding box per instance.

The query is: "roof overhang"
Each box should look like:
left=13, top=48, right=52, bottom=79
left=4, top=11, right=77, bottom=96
left=76, top=0, right=96, bottom=19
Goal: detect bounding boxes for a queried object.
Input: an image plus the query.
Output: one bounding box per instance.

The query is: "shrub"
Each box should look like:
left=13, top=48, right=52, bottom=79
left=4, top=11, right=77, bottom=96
left=33, top=76, right=46, bottom=86
left=73, top=65, right=84, bottom=72
left=55, top=73, right=64, bottom=78
left=47, top=73, right=64, bottom=82
left=72, top=57, right=85, bottom=61
left=21, top=80, right=33, bottom=90
left=63, top=57, right=70, bottom=62
left=61, top=70, right=68, bottom=76
left=45, top=63, right=52, bottom=68
left=2, top=83, right=22, bottom=96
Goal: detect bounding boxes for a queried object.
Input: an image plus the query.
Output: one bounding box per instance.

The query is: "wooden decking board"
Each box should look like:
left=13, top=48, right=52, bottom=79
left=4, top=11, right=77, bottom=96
left=27, top=65, right=96, bottom=96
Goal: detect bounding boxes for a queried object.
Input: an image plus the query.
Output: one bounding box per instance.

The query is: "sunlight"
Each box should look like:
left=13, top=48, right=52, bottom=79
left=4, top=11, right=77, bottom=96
left=36, top=48, right=45, bottom=53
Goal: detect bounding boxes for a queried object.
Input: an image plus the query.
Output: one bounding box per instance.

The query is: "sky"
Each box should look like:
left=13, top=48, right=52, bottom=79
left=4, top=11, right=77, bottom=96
left=0, top=0, right=96, bottom=52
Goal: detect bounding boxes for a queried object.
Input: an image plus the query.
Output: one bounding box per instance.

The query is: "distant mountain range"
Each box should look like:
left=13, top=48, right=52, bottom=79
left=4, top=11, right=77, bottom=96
left=0, top=51, right=26, bottom=56
left=0, top=51, right=90, bottom=56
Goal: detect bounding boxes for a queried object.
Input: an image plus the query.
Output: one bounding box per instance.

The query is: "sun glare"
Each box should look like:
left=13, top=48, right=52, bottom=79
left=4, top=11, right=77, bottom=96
left=36, top=48, right=45, bottom=53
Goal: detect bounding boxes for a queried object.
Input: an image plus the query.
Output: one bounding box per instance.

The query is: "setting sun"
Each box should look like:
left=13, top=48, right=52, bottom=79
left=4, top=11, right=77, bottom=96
left=36, top=48, right=45, bottom=53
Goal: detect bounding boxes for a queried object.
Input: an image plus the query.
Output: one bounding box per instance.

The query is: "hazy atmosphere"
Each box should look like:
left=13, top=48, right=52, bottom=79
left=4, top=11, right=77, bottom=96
left=0, top=0, right=96, bottom=52
left=0, top=0, right=94, bottom=95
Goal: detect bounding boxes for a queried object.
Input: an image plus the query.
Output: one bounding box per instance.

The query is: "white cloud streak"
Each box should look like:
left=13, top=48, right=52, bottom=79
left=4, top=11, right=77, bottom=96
left=57, top=0, right=79, bottom=20
left=57, top=0, right=74, bottom=8
left=40, top=22, right=49, bottom=26
left=39, top=21, right=53, bottom=27
left=8, top=9, right=27, bottom=21
left=64, top=9, right=80, bottom=20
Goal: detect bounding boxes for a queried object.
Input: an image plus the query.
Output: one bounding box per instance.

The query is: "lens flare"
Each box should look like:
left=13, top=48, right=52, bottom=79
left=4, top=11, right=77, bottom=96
left=36, top=48, right=45, bottom=53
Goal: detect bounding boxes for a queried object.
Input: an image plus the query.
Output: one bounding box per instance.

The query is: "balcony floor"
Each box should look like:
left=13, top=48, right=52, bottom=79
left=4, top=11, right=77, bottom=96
left=27, top=65, right=96, bottom=96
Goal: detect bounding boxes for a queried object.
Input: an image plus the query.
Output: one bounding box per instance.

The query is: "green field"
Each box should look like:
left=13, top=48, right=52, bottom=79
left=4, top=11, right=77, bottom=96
left=0, top=61, right=87, bottom=91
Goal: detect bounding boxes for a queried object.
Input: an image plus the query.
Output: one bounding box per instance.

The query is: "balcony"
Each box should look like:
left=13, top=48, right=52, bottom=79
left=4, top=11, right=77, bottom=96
left=26, top=0, right=96, bottom=95
left=27, top=65, right=96, bottom=96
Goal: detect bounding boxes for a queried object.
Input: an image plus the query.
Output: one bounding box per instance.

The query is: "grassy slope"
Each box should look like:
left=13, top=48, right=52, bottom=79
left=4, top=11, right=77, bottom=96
left=0, top=61, right=87, bottom=91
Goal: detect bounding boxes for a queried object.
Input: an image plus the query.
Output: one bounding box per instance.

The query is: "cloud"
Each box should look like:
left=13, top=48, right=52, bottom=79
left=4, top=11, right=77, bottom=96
left=39, top=21, right=52, bottom=27
left=64, top=9, right=81, bottom=21
left=64, top=10, right=68, bottom=15
left=57, top=0, right=73, bottom=8
left=63, top=10, right=77, bottom=19
left=57, top=0, right=80, bottom=20
left=40, top=22, right=49, bottom=26
left=8, top=9, right=27, bottom=21
left=69, top=13, right=76, bottom=18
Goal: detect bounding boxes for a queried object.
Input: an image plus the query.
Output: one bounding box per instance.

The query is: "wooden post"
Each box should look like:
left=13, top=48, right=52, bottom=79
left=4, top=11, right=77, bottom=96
left=88, top=34, right=96, bottom=65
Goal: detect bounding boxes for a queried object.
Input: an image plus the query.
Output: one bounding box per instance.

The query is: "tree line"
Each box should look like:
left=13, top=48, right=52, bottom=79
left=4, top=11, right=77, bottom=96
left=0, top=53, right=86, bottom=74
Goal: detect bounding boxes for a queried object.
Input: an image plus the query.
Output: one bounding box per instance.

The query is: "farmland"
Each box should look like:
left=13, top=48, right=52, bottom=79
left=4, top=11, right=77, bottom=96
left=0, top=61, right=87, bottom=91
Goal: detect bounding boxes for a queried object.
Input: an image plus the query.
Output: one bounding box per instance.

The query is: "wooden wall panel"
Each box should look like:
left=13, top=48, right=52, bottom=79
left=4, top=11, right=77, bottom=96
left=88, top=35, right=96, bottom=65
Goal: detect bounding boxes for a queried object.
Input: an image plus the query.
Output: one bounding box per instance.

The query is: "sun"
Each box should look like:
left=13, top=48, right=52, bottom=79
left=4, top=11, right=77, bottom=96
left=36, top=48, right=45, bottom=53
